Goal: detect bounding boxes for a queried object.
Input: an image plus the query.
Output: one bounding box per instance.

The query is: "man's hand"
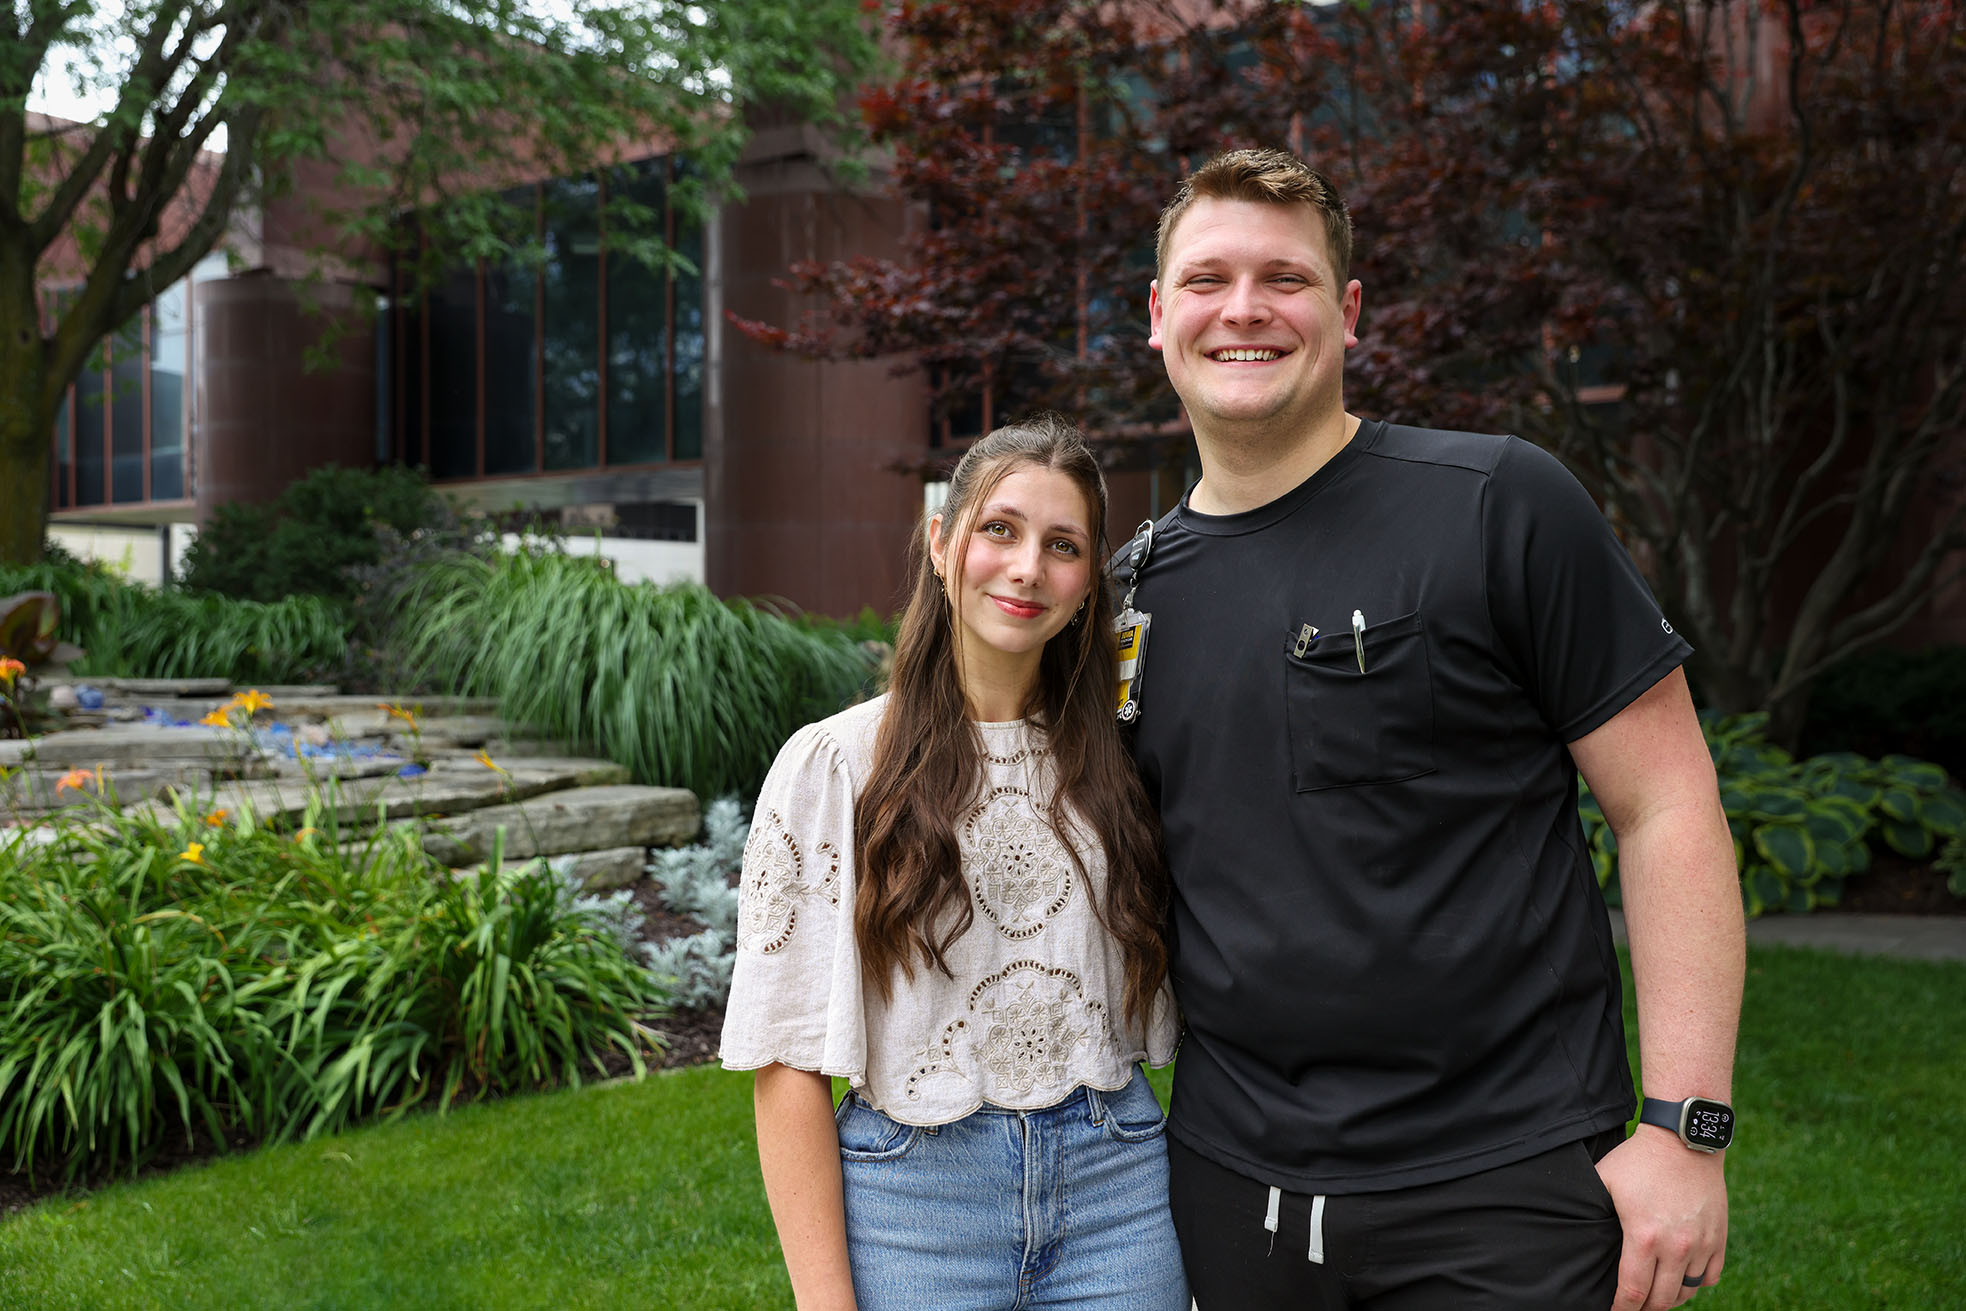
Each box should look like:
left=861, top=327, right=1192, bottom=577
left=1596, top=1128, right=1728, bottom=1310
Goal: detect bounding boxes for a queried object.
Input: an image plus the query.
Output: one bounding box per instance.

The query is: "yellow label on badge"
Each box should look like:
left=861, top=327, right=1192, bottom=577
left=1116, top=624, right=1141, bottom=661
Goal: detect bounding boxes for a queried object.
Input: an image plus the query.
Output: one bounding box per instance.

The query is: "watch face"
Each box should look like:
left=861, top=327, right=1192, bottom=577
left=1684, top=1099, right=1735, bottom=1150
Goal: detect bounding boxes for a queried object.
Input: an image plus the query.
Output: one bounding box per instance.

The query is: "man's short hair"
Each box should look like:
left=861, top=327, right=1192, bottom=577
left=1156, top=149, right=1354, bottom=284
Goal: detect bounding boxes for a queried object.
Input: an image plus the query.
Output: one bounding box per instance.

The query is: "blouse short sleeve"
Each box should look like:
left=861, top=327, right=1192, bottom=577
left=718, top=720, right=869, bottom=1083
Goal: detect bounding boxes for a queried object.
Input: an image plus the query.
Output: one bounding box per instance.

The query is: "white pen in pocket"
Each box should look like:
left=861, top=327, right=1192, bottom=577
left=1351, top=609, right=1366, bottom=673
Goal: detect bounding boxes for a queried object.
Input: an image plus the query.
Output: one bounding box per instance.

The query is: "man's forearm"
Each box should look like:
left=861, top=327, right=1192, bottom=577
left=1617, top=797, right=1745, bottom=1108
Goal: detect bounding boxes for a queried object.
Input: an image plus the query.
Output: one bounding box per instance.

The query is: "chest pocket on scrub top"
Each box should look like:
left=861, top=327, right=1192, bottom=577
left=1283, top=611, right=1438, bottom=792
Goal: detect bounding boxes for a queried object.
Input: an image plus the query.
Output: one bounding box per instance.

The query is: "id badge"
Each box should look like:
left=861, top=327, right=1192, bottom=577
left=1114, top=605, right=1151, bottom=724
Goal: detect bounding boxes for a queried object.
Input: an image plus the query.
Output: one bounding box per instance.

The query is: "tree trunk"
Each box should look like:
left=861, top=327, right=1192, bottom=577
left=0, top=247, right=53, bottom=568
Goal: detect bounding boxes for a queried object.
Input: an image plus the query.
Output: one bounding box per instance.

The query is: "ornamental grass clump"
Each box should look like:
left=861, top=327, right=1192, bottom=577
left=0, top=558, right=347, bottom=685
left=0, top=790, right=666, bottom=1182
left=392, top=550, right=875, bottom=798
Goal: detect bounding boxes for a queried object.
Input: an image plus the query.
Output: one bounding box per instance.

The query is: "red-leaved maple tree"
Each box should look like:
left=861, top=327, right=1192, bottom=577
left=740, top=0, right=1966, bottom=742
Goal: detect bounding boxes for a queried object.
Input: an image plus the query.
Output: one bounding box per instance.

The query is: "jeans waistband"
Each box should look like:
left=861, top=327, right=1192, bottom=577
left=849, top=1071, right=1145, bottom=1128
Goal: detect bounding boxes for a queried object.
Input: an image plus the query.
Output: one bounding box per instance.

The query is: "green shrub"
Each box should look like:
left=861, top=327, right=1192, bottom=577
left=0, top=794, right=665, bottom=1181
left=1581, top=711, right=1966, bottom=918
left=1801, top=644, right=1966, bottom=781
left=178, top=464, right=446, bottom=606
left=392, top=549, right=876, bottom=798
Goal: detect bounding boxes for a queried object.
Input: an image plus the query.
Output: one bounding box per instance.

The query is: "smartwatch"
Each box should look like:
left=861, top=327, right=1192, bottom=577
left=1639, top=1096, right=1735, bottom=1153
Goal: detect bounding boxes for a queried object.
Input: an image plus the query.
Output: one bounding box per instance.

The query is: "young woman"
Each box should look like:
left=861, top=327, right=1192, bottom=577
left=720, top=415, right=1186, bottom=1311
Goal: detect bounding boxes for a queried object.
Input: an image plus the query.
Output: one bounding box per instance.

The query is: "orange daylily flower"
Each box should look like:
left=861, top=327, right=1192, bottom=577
left=200, top=708, right=232, bottom=727
left=379, top=702, right=419, bottom=730
left=230, top=689, right=273, bottom=715
left=474, top=750, right=507, bottom=775
left=0, top=657, right=25, bottom=684
left=204, top=809, right=228, bottom=827
left=178, top=842, right=205, bottom=865
left=55, top=767, right=95, bottom=794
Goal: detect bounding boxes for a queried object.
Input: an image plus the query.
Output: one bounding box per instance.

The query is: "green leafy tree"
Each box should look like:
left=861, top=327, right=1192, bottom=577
left=0, top=0, right=875, bottom=565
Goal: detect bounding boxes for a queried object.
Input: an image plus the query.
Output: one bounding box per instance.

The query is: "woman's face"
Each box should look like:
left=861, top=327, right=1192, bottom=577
left=929, top=463, right=1097, bottom=669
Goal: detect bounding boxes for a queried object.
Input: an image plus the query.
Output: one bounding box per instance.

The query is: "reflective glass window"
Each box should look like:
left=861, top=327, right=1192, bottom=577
left=150, top=282, right=187, bottom=500
left=110, top=322, right=146, bottom=502
left=672, top=218, right=704, bottom=461
left=73, top=361, right=106, bottom=506
left=52, top=393, right=71, bottom=508
left=427, top=265, right=478, bottom=479
left=605, top=159, right=668, bottom=465
left=484, top=254, right=537, bottom=476
left=542, top=176, right=601, bottom=471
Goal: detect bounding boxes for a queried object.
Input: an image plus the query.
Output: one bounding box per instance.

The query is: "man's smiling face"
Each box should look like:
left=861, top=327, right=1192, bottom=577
left=1148, top=197, right=1362, bottom=443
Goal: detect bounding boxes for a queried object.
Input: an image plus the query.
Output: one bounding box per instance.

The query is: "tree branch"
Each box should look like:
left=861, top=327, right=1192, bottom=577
left=23, top=1, right=194, bottom=253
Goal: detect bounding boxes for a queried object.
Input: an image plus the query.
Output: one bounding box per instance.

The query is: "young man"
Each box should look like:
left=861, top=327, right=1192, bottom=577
left=1124, top=149, right=1745, bottom=1311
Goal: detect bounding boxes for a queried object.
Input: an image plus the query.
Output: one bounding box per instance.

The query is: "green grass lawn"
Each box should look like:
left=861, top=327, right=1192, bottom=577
left=1, top=943, right=1961, bottom=1310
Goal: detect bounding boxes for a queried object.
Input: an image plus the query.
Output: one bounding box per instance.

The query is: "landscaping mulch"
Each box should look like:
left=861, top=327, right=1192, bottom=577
left=1834, top=852, right=1966, bottom=916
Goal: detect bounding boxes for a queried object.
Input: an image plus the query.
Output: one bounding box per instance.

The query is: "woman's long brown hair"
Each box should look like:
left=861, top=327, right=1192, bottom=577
left=854, top=414, right=1168, bottom=1030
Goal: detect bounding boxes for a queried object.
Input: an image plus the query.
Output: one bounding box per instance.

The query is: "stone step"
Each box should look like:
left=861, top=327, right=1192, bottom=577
left=0, top=766, right=172, bottom=816
left=419, top=785, right=699, bottom=865
left=134, top=756, right=631, bottom=830
left=460, top=844, right=651, bottom=891
left=3, top=725, right=252, bottom=770
left=267, top=694, right=503, bottom=721
left=381, top=715, right=512, bottom=749
left=96, top=677, right=234, bottom=697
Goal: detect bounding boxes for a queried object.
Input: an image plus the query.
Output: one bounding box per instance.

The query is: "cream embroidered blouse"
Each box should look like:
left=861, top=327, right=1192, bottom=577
left=719, top=694, right=1178, bottom=1125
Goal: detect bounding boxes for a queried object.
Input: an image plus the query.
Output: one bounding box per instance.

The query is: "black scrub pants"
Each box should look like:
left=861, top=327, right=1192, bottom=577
left=1170, top=1130, right=1624, bottom=1310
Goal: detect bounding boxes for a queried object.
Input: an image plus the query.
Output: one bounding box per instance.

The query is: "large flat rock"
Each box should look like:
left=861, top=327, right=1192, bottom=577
left=7, top=725, right=253, bottom=769
left=137, top=756, right=632, bottom=830
left=0, top=766, right=171, bottom=815
left=421, top=785, right=698, bottom=865
left=98, top=677, right=234, bottom=697
left=464, top=845, right=650, bottom=890
left=383, top=715, right=510, bottom=749
left=268, top=694, right=502, bottom=721
left=426, top=755, right=629, bottom=787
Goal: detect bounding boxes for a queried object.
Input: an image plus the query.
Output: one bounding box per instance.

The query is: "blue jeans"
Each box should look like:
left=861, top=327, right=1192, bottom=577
left=836, top=1067, right=1190, bottom=1311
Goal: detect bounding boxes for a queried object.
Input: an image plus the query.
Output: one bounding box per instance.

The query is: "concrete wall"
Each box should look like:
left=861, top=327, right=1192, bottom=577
left=498, top=525, right=705, bottom=588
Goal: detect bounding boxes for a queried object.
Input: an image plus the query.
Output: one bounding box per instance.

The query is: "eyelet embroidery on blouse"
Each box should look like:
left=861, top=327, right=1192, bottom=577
left=963, top=787, right=1074, bottom=940
left=903, top=960, right=1114, bottom=1101
left=738, top=807, right=842, bottom=954
left=980, top=742, right=1050, bottom=768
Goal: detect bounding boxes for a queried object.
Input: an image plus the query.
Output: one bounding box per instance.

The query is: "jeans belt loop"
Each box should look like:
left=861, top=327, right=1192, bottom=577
left=1083, top=1083, right=1108, bottom=1127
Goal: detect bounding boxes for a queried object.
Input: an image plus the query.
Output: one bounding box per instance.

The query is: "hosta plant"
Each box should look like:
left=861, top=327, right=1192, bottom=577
left=1581, top=711, right=1966, bottom=918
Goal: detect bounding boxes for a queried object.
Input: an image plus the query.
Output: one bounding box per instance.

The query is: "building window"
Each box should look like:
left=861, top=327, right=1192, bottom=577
left=401, top=154, right=705, bottom=481
left=151, top=282, right=187, bottom=500
left=44, top=283, right=194, bottom=512
left=543, top=175, right=601, bottom=471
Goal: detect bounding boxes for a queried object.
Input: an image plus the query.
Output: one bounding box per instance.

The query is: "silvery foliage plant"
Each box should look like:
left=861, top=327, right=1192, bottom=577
left=642, top=796, right=749, bottom=1009
left=547, top=856, right=646, bottom=956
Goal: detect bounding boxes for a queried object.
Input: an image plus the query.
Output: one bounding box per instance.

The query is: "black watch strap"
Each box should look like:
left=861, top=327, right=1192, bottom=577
left=1639, top=1096, right=1735, bottom=1153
